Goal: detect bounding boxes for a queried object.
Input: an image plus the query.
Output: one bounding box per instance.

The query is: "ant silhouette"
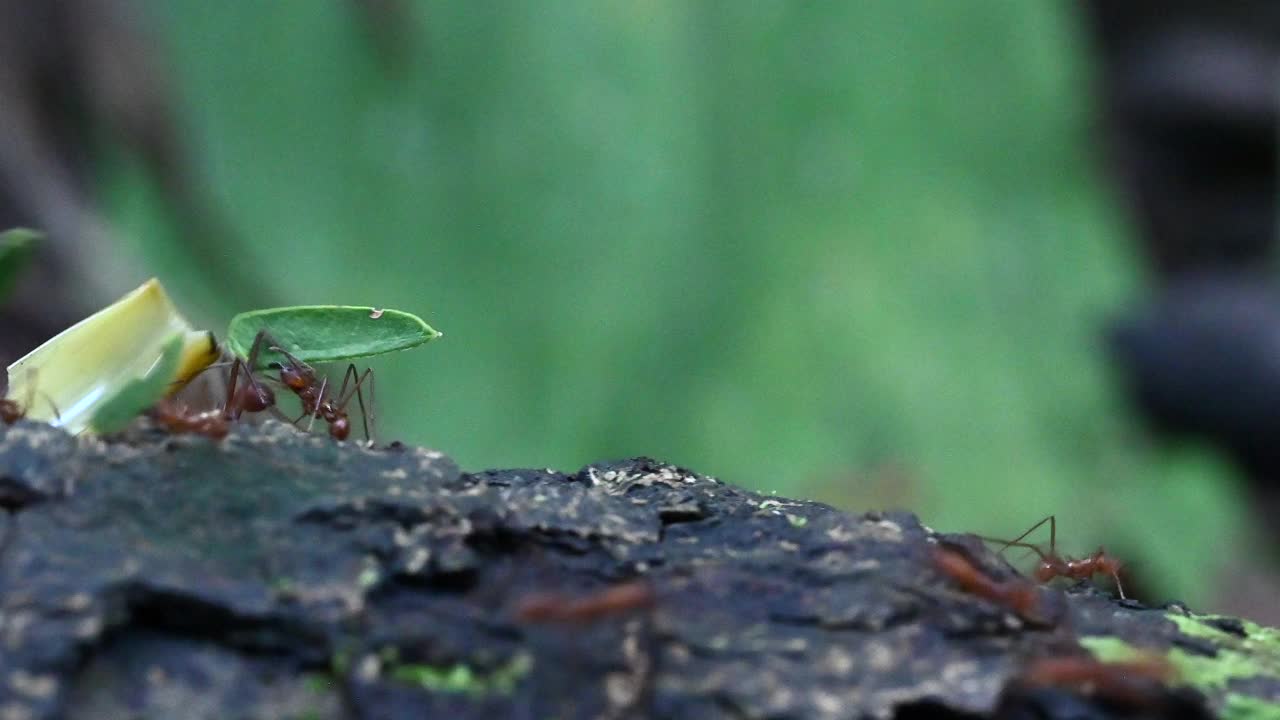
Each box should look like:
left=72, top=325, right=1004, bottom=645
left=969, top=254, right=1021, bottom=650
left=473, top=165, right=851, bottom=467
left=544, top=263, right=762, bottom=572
left=515, top=580, right=656, bottom=624
left=149, top=346, right=278, bottom=440
left=150, top=400, right=231, bottom=439
left=219, top=331, right=277, bottom=420
left=1, top=370, right=60, bottom=426
left=931, top=545, right=1048, bottom=623
left=978, top=515, right=1127, bottom=599
left=234, top=330, right=375, bottom=442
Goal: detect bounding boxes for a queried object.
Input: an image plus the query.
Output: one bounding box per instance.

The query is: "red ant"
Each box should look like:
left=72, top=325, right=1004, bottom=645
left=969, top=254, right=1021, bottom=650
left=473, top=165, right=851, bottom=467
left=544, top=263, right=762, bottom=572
left=0, top=397, right=27, bottom=425
left=148, top=351, right=276, bottom=440
left=150, top=400, right=230, bottom=440
left=218, top=330, right=278, bottom=420
left=224, top=330, right=375, bottom=442
left=1, top=371, right=60, bottom=425
left=979, top=515, right=1127, bottom=599
left=1010, top=654, right=1178, bottom=709
left=515, top=580, right=656, bottom=624
left=931, top=545, right=1047, bottom=624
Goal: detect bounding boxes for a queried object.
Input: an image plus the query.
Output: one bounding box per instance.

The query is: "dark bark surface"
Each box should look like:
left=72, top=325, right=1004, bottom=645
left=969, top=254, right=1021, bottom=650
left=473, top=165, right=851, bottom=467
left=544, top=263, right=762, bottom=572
left=0, top=420, right=1269, bottom=719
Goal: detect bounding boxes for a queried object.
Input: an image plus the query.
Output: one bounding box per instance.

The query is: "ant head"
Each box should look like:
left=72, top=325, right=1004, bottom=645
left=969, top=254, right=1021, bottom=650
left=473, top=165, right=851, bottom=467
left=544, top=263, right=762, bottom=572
left=1096, top=550, right=1124, bottom=576
left=329, top=416, right=350, bottom=441
left=0, top=399, right=23, bottom=424
left=1033, top=562, right=1058, bottom=582
left=278, top=364, right=310, bottom=391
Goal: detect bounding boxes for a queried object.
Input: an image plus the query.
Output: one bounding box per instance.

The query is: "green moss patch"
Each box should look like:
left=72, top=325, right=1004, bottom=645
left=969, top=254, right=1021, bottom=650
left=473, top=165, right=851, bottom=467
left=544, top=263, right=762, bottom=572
left=1079, top=612, right=1280, bottom=720
left=385, top=652, right=533, bottom=697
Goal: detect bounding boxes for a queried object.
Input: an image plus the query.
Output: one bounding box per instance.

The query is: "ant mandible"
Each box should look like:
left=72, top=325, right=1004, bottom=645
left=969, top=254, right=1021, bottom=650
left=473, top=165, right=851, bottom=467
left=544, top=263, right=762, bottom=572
left=979, top=515, right=1127, bottom=599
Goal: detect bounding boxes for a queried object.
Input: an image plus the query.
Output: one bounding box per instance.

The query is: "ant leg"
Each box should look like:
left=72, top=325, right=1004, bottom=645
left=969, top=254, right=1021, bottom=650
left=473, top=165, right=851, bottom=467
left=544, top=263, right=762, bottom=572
left=335, top=363, right=358, bottom=403
left=351, top=368, right=375, bottom=444
left=334, top=365, right=375, bottom=442
left=221, top=330, right=272, bottom=417
left=976, top=537, right=1052, bottom=562
left=238, top=339, right=277, bottom=415
left=1113, top=572, right=1126, bottom=600
left=21, top=367, right=37, bottom=417
left=366, top=368, right=376, bottom=444
left=305, top=377, right=328, bottom=432
left=222, top=356, right=244, bottom=419
left=996, top=515, right=1056, bottom=556
left=37, top=392, right=61, bottom=422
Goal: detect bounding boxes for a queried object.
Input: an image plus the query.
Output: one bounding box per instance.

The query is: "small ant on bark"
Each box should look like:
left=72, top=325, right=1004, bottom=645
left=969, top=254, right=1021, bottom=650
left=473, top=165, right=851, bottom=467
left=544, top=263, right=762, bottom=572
left=979, top=516, right=1127, bottom=599
left=1, top=371, right=60, bottom=425
left=150, top=401, right=230, bottom=440
left=1005, top=653, right=1180, bottom=711
left=931, top=545, right=1048, bottom=624
left=515, top=580, right=656, bottom=624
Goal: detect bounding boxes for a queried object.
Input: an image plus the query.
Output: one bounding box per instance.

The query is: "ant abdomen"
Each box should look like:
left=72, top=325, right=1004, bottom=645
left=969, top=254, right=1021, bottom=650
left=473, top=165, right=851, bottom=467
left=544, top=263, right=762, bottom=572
left=329, top=416, right=350, bottom=440
left=234, top=383, right=275, bottom=413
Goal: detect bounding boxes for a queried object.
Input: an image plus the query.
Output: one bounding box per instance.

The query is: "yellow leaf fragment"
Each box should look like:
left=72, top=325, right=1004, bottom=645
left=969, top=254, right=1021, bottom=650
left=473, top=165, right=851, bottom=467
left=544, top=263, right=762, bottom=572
left=6, top=278, right=218, bottom=434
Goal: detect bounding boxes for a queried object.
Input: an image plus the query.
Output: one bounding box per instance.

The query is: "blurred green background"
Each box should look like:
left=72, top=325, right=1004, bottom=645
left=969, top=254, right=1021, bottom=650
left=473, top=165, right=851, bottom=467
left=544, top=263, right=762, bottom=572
left=99, top=1, right=1246, bottom=609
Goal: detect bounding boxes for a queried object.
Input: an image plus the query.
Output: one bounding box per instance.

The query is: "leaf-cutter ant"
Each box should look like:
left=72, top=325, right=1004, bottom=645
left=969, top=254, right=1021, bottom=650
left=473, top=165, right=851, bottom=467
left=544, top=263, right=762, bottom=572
left=931, top=545, right=1051, bottom=624
left=979, top=515, right=1127, bottom=599
left=234, top=330, right=376, bottom=442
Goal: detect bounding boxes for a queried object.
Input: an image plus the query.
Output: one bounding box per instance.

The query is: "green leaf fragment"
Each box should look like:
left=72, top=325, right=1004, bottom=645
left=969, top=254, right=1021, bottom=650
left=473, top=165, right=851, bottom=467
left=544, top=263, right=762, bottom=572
left=89, top=334, right=185, bottom=433
left=226, top=306, right=441, bottom=366
left=0, top=228, right=41, bottom=302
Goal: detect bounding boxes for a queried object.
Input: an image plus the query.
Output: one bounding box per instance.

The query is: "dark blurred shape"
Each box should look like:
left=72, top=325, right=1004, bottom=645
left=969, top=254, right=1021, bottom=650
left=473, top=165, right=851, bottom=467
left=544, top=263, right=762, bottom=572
left=1109, top=275, right=1280, bottom=487
left=1084, top=8, right=1280, bottom=481
left=1082, top=3, right=1280, bottom=280
left=0, top=0, right=267, bottom=365
left=348, top=0, right=418, bottom=74
left=1084, top=4, right=1280, bottom=615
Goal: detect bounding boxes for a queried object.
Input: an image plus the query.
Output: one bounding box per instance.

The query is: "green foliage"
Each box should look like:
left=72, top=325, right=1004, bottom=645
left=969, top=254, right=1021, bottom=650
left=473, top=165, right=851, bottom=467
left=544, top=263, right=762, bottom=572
left=102, top=1, right=1248, bottom=609
left=1082, top=617, right=1280, bottom=719
left=226, top=306, right=440, bottom=366
left=0, top=228, right=40, bottom=302
left=386, top=653, right=532, bottom=697
left=89, top=334, right=185, bottom=433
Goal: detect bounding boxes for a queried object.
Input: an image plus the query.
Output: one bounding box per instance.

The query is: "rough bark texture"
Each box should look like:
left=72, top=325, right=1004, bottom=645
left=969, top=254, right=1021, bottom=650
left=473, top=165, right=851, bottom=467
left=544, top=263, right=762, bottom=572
left=0, top=420, right=1273, bottom=720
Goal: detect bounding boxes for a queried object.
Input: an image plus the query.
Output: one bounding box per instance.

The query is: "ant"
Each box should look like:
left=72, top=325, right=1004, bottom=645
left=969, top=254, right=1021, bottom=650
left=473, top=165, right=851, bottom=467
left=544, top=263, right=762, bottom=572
left=515, top=580, right=656, bottom=624
left=1007, top=654, right=1180, bottom=710
left=242, top=331, right=374, bottom=442
left=150, top=400, right=230, bottom=440
left=148, top=359, right=274, bottom=440
left=147, top=334, right=280, bottom=440
left=931, top=545, right=1049, bottom=624
left=218, top=330, right=278, bottom=420
left=979, top=516, right=1127, bottom=599
left=1, top=371, right=60, bottom=425
left=0, top=397, right=27, bottom=425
